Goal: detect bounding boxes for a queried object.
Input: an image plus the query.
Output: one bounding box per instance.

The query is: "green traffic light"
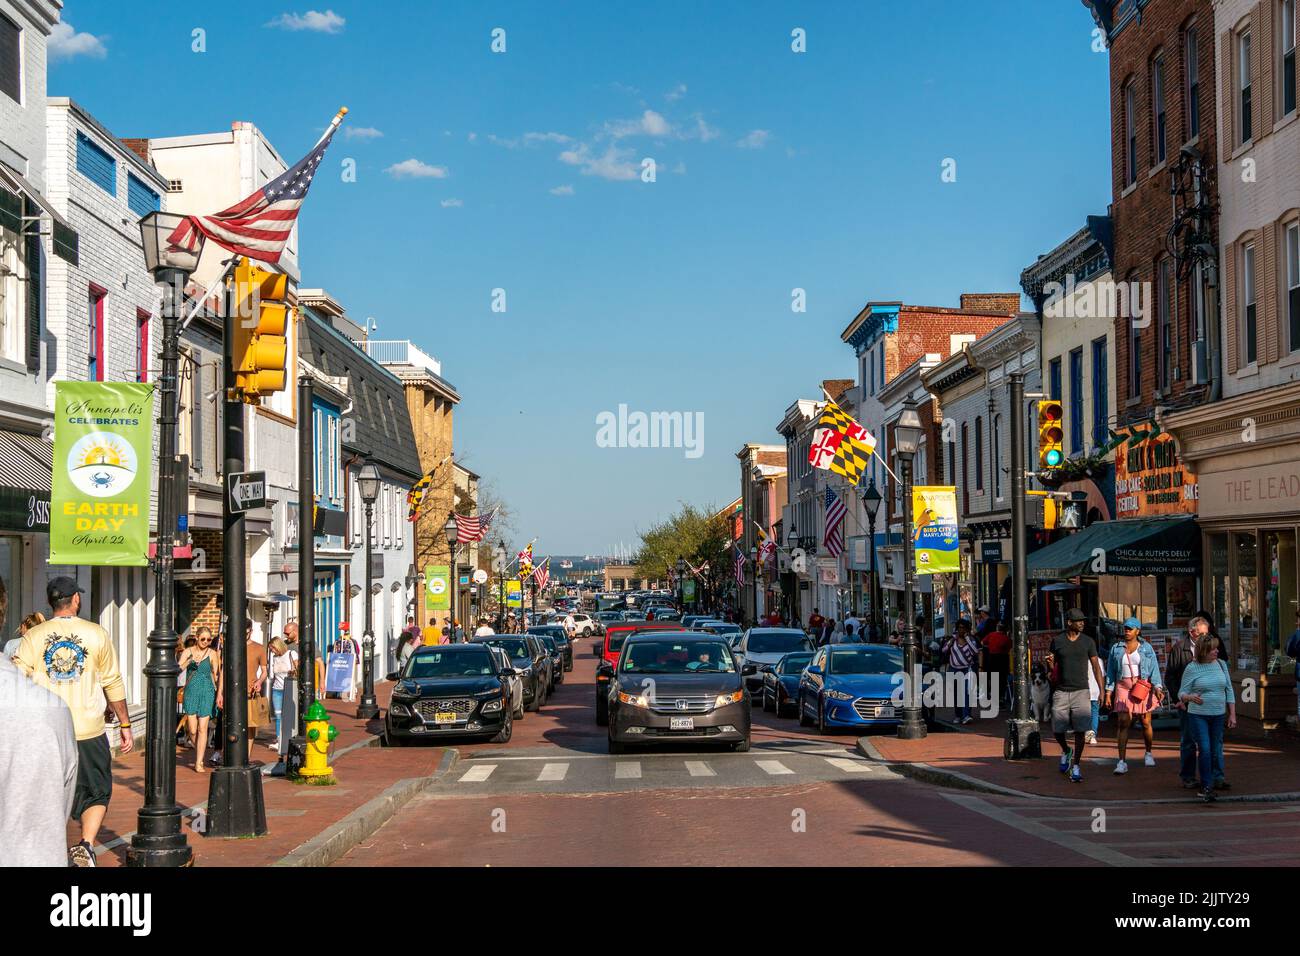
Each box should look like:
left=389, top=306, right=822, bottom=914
left=1044, top=449, right=1064, bottom=467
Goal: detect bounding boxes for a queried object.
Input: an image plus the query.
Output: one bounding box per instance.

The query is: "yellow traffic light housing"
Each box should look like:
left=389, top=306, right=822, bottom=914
left=230, top=257, right=289, bottom=404
left=1037, top=400, right=1065, bottom=472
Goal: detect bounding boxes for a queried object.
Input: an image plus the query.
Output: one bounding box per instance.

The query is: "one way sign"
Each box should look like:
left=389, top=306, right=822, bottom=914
left=228, top=470, right=267, bottom=513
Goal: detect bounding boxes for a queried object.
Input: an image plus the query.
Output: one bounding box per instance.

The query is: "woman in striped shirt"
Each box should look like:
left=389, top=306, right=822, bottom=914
left=943, top=620, right=981, bottom=725
left=1177, top=634, right=1237, bottom=803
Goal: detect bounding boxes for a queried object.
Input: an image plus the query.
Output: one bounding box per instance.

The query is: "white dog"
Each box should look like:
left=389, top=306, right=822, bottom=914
left=1029, top=663, right=1053, bottom=723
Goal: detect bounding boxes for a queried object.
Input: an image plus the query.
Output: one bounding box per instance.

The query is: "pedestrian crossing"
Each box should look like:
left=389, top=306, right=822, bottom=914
left=449, top=751, right=893, bottom=792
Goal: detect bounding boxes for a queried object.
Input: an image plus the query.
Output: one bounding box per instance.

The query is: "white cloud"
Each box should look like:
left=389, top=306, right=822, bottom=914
left=559, top=144, right=638, bottom=181
left=549, top=185, right=575, bottom=196
left=606, top=109, right=672, bottom=140
left=440, top=198, right=464, bottom=207
left=671, top=161, right=687, bottom=175
left=265, top=10, right=346, bottom=33
left=384, top=158, right=448, bottom=179
left=48, top=22, right=107, bottom=60
left=736, top=129, right=771, bottom=149
left=467, top=132, right=478, bottom=142
left=488, top=131, right=570, bottom=149
left=665, top=83, right=687, bottom=102
left=691, top=115, right=720, bottom=142
left=344, top=126, right=383, bottom=140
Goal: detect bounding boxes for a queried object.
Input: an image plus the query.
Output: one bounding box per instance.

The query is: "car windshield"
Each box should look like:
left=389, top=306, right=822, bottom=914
left=747, top=631, right=812, bottom=654
left=405, top=650, right=496, bottom=678
left=829, top=647, right=904, bottom=675
left=621, top=641, right=736, bottom=674
left=480, top=638, right=532, bottom=661
left=539, top=636, right=558, bottom=652
left=703, top=624, right=739, bottom=635
left=778, top=652, right=814, bottom=675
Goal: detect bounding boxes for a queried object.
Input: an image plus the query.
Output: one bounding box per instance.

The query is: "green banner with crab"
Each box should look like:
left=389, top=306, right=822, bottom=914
left=50, top=381, right=154, bottom=566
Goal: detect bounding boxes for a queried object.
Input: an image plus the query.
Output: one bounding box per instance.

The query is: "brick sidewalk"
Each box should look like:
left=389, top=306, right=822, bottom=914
left=862, top=711, right=1300, bottom=801
left=79, top=682, right=447, bottom=866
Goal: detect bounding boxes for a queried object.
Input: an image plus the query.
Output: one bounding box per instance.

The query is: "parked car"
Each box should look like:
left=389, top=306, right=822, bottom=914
left=594, top=620, right=682, bottom=725
left=528, top=625, right=573, bottom=670
left=681, top=615, right=715, bottom=629
left=383, top=644, right=516, bottom=745
left=489, top=645, right=525, bottom=719
left=470, top=634, right=549, bottom=711
left=698, top=622, right=741, bottom=640
left=567, top=612, right=597, bottom=636
left=601, top=631, right=750, bottom=754
left=595, top=610, right=622, bottom=633
left=535, top=633, right=565, bottom=689
left=797, top=644, right=904, bottom=734
left=761, top=651, right=814, bottom=718
left=734, top=628, right=816, bottom=695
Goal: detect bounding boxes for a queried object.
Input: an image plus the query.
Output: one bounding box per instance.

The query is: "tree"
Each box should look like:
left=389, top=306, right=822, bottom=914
left=634, top=502, right=731, bottom=605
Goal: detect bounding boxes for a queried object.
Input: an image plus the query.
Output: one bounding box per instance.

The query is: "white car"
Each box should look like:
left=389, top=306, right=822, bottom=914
left=734, top=628, right=817, bottom=695
left=567, top=612, right=596, bottom=637
left=490, top=646, right=525, bottom=719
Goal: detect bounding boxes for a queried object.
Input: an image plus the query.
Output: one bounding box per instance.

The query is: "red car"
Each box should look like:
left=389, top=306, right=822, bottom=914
left=594, top=621, right=680, bottom=726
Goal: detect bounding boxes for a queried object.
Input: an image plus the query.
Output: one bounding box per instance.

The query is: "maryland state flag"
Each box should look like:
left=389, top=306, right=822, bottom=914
left=808, top=398, right=876, bottom=485
left=517, top=543, right=534, bottom=579
left=406, top=471, right=434, bottom=521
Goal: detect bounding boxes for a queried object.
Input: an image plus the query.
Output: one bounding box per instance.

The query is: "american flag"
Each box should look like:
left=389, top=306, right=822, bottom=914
left=734, top=544, right=746, bottom=587
left=532, top=557, right=550, bottom=591
left=454, top=507, right=497, bottom=544
left=166, top=108, right=346, bottom=265
left=823, top=487, right=846, bottom=557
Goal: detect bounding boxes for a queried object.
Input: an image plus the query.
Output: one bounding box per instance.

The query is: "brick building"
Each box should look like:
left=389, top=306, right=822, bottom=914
left=736, top=443, right=787, bottom=624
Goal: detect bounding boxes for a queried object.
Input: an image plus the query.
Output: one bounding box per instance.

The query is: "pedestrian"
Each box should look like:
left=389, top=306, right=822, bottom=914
left=179, top=627, right=219, bottom=772
left=0, top=576, right=79, bottom=867
left=1177, top=632, right=1237, bottom=803
left=245, top=624, right=269, bottom=757
left=1286, top=610, right=1300, bottom=728
left=1104, top=617, right=1164, bottom=774
left=843, top=610, right=861, bottom=639
left=267, top=636, right=296, bottom=747
left=3, top=611, right=45, bottom=659
left=563, top=611, right=576, bottom=642
left=979, top=618, right=1011, bottom=711
left=1043, top=607, right=1105, bottom=783
left=943, top=619, right=980, bottom=724
left=808, top=607, right=825, bottom=635
left=1165, top=616, right=1205, bottom=790
left=12, top=576, right=133, bottom=867
left=975, top=605, right=993, bottom=640
left=474, top=617, right=496, bottom=638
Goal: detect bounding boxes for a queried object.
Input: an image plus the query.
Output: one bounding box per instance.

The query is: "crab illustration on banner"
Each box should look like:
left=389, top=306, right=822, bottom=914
left=910, top=485, right=960, bottom=576
left=808, top=398, right=876, bottom=485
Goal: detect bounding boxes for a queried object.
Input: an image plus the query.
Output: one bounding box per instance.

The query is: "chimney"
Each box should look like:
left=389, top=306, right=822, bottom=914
left=821, top=378, right=854, bottom=402
left=119, top=138, right=152, bottom=165
left=959, top=292, right=1021, bottom=314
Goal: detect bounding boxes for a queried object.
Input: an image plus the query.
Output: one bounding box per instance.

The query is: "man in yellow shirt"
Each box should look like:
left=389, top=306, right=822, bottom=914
left=13, top=576, right=132, bottom=867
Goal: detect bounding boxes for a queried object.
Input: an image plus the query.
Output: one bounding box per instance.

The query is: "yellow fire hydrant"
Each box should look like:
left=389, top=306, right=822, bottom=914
left=299, top=700, right=338, bottom=778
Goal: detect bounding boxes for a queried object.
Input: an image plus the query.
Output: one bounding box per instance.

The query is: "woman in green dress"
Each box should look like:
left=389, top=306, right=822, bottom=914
left=179, top=627, right=221, bottom=773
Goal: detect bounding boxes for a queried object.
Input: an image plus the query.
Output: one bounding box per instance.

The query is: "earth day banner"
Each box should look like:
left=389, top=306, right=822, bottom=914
left=50, top=381, right=153, bottom=566
left=425, top=564, right=450, bottom=611
left=506, top=579, right=522, bottom=608
left=910, top=485, right=960, bottom=576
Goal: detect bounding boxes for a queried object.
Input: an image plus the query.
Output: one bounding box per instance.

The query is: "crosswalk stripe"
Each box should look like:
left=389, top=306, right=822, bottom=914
left=824, top=757, right=872, bottom=773
left=684, top=761, right=716, bottom=777
left=614, top=762, right=642, bottom=779
left=755, top=759, right=794, bottom=776
left=537, top=763, right=569, bottom=781
left=459, top=764, right=497, bottom=783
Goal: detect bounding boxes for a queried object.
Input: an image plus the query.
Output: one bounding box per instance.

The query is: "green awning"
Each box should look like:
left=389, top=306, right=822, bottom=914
left=1028, top=516, right=1199, bottom=579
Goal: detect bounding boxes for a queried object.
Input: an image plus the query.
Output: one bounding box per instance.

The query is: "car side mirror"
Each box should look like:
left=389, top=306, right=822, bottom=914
left=385, top=671, right=399, bottom=682
left=741, top=664, right=757, bottom=676
left=807, top=665, right=823, bottom=675
left=596, top=661, right=615, bottom=677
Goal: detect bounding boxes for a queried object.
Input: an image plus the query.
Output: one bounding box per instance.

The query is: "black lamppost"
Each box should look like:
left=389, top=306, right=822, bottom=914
left=356, top=462, right=380, bottom=719
left=749, top=545, right=759, bottom=626
left=894, top=401, right=927, bottom=740
left=862, top=480, right=882, bottom=643
left=444, top=515, right=459, bottom=638
left=675, top=556, right=685, bottom=608
left=785, top=523, right=798, bottom=624
left=495, top=539, right=506, bottom=631
left=128, top=211, right=205, bottom=867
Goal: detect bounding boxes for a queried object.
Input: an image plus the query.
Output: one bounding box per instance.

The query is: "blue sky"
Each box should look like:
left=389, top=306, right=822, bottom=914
left=49, top=1, right=1111, bottom=555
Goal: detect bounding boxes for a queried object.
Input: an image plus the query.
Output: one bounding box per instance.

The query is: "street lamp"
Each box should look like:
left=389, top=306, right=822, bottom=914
left=128, top=212, right=206, bottom=867
left=893, top=401, right=927, bottom=740
left=444, top=515, right=459, bottom=639
left=785, top=523, right=798, bottom=625
left=495, top=539, right=506, bottom=631
left=675, top=556, right=686, bottom=608
left=749, top=545, right=759, bottom=626
left=356, top=462, right=381, bottom=719
left=862, top=480, right=882, bottom=643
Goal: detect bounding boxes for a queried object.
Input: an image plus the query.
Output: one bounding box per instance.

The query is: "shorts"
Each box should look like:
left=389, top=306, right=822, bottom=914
left=72, top=734, right=113, bottom=821
left=1051, top=688, right=1092, bottom=734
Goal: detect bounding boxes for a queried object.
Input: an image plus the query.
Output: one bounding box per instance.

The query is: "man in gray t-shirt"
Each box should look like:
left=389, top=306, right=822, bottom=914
left=0, top=654, right=79, bottom=866
left=1044, top=608, right=1104, bottom=783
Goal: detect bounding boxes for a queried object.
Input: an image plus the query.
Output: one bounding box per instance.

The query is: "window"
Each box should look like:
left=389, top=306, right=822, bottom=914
left=87, top=287, right=104, bottom=381
left=166, top=179, right=183, bottom=193
left=1152, top=53, right=1167, bottom=164
left=135, top=310, right=150, bottom=382
left=1185, top=27, right=1201, bottom=139
left=992, top=415, right=1002, bottom=499
left=1284, top=0, right=1297, bottom=117
left=1286, top=223, right=1300, bottom=353
left=1243, top=242, right=1258, bottom=366
left=1048, top=356, right=1062, bottom=402
left=1240, top=31, right=1254, bottom=144
left=0, top=12, right=17, bottom=103
left=1069, top=348, right=1084, bottom=454
left=1124, top=79, right=1138, bottom=185
left=1129, top=286, right=1142, bottom=400
left=960, top=423, right=969, bottom=513
left=1157, top=258, right=1173, bottom=390
left=126, top=173, right=160, bottom=218
left=946, top=436, right=956, bottom=485
left=1091, top=337, right=1109, bottom=450
left=76, top=132, right=117, bottom=196
left=974, top=416, right=984, bottom=492
left=0, top=234, right=19, bottom=361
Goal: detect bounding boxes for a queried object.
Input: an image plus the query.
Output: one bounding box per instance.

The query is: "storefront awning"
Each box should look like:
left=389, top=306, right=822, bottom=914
left=1027, top=516, right=1199, bottom=579
left=0, top=163, right=80, bottom=265
left=0, top=430, right=52, bottom=533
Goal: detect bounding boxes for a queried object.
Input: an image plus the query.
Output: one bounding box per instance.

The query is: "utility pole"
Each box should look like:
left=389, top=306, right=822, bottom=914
left=292, top=374, right=314, bottom=771
left=1006, top=370, right=1041, bottom=759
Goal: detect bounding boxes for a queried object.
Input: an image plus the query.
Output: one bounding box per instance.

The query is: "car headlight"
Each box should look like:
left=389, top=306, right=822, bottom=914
left=714, top=690, right=744, bottom=707
left=618, top=691, right=650, bottom=707
left=481, top=697, right=504, bottom=714
left=824, top=689, right=855, bottom=701
left=389, top=703, right=411, bottom=717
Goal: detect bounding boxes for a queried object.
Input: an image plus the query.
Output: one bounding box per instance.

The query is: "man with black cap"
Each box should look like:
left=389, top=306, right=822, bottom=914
left=12, top=576, right=131, bottom=866
left=1043, top=607, right=1104, bottom=783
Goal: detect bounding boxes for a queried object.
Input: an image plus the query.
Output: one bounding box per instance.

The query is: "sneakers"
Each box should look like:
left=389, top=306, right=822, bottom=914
left=1200, top=788, right=1218, bottom=804
left=1084, top=730, right=1097, bottom=745
left=1070, top=765, right=1082, bottom=783
left=1113, top=759, right=1129, bottom=775
left=961, top=715, right=974, bottom=725
left=68, top=841, right=96, bottom=868
left=1144, top=752, right=1156, bottom=768
left=1059, top=750, right=1072, bottom=774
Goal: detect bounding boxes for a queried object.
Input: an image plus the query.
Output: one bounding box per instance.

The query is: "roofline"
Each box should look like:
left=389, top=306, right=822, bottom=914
left=49, top=98, right=169, bottom=189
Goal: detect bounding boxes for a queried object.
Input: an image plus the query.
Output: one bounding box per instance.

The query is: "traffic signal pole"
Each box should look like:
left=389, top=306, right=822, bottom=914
left=1006, top=371, right=1041, bottom=759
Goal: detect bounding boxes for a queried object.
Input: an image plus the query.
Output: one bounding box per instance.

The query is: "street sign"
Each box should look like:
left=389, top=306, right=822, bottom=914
left=228, top=470, right=267, bottom=513
left=473, top=569, right=488, bottom=584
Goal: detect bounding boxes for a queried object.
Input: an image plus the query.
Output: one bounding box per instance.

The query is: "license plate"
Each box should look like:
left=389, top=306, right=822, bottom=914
left=875, top=706, right=895, bottom=718
left=434, top=712, right=459, bottom=724
left=669, top=717, right=694, bottom=731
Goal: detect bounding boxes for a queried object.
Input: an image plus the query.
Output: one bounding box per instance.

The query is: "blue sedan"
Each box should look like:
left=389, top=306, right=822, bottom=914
left=761, top=651, right=814, bottom=718
left=797, top=644, right=904, bottom=735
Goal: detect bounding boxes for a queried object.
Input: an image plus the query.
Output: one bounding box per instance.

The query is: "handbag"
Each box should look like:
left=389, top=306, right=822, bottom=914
left=248, top=693, right=271, bottom=728
left=1127, top=650, right=1153, bottom=703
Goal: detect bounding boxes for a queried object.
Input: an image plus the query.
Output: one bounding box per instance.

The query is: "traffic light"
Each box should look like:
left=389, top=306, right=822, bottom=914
left=1037, top=400, right=1065, bottom=472
left=231, top=257, right=289, bottom=403
left=1027, top=491, right=1058, bottom=529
